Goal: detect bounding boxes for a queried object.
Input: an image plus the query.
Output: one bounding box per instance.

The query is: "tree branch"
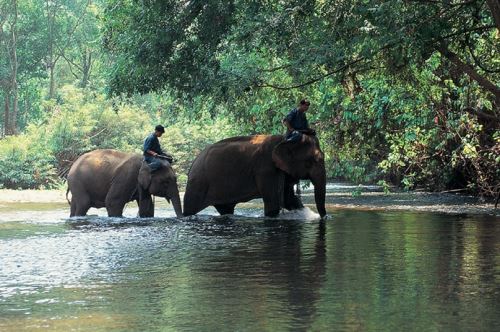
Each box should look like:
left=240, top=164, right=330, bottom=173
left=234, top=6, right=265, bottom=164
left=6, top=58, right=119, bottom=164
left=61, top=53, right=81, bottom=79
left=53, top=0, right=92, bottom=64
left=255, top=57, right=366, bottom=90
left=261, top=64, right=292, bottom=73
left=437, top=43, right=500, bottom=100
left=463, top=107, right=500, bottom=123
left=410, top=0, right=478, bottom=5
left=467, top=40, right=500, bottom=74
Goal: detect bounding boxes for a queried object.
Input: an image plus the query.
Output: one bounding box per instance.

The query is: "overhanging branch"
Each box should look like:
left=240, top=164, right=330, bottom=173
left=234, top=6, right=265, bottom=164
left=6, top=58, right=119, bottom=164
left=255, top=57, right=366, bottom=90
left=437, top=43, right=500, bottom=101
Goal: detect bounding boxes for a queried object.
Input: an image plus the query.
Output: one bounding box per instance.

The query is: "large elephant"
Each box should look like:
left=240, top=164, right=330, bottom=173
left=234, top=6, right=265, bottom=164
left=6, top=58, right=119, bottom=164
left=67, top=149, right=182, bottom=218
left=183, top=134, right=326, bottom=218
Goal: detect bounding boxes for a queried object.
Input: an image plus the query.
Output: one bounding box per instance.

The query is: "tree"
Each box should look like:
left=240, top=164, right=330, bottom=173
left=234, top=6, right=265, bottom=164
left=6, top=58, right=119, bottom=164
left=103, top=0, right=236, bottom=96
left=43, top=0, right=94, bottom=98
left=104, top=0, right=499, bottom=114
left=102, top=0, right=499, bottom=196
left=0, top=0, right=19, bottom=136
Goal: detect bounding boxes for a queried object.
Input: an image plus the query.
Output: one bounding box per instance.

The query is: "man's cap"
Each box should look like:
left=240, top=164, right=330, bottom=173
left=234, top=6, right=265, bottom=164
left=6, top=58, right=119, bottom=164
left=300, top=99, right=310, bottom=106
left=155, top=125, right=165, bottom=133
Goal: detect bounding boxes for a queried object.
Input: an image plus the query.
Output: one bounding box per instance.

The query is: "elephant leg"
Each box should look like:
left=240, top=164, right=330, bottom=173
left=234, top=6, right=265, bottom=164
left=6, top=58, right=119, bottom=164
left=138, top=194, right=154, bottom=218
left=70, top=199, right=76, bottom=217
left=183, top=178, right=209, bottom=216
left=256, top=177, right=281, bottom=217
left=214, top=203, right=236, bottom=215
left=283, top=181, right=295, bottom=210
left=264, top=203, right=280, bottom=217
left=283, top=175, right=303, bottom=210
left=71, top=195, right=91, bottom=217
left=106, top=202, right=125, bottom=217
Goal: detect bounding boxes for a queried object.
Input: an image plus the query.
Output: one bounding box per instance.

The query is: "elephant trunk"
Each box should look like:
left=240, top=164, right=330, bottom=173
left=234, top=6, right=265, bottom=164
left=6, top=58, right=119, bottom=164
left=311, top=167, right=327, bottom=218
left=170, top=188, right=183, bottom=218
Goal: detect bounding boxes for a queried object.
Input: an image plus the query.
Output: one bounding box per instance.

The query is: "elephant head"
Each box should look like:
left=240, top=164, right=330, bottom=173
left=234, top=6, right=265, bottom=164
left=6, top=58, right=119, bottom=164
left=138, top=160, right=183, bottom=218
left=272, top=134, right=327, bottom=217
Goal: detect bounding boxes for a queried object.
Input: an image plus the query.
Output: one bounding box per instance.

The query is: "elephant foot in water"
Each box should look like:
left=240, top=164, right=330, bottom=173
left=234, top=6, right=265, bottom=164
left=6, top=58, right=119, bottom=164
left=283, top=191, right=304, bottom=212
left=214, top=203, right=236, bottom=215
left=106, top=205, right=125, bottom=217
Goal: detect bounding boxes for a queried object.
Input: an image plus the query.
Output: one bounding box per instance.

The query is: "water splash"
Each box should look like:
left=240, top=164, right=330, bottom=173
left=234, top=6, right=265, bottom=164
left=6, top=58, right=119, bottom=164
left=276, top=207, right=320, bottom=221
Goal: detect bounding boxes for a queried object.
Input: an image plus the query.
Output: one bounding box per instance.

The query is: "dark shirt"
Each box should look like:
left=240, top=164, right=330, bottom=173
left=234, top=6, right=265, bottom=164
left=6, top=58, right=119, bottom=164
left=143, top=133, right=163, bottom=157
left=285, top=108, right=309, bottom=131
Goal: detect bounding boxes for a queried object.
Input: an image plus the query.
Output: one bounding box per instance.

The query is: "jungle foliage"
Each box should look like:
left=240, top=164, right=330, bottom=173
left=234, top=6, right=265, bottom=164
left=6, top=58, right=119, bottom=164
left=0, top=0, right=499, bottom=197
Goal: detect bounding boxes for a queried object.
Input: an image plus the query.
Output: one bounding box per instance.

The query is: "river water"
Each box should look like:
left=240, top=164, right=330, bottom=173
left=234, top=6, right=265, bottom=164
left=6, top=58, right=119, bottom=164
left=0, top=188, right=499, bottom=331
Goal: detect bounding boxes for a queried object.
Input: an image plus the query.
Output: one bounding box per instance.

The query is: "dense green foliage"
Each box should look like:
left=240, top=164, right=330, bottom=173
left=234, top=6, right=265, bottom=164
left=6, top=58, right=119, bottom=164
left=0, top=85, right=239, bottom=188
left=1, top=0, right=498, bottom=197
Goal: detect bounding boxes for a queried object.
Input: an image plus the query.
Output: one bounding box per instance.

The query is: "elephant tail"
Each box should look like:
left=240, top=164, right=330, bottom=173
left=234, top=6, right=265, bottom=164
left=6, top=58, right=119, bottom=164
left=66, top=187, right=71, bottom=205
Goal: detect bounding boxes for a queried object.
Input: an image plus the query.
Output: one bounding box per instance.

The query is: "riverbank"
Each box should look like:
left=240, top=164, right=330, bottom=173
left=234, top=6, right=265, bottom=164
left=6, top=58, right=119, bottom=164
left=0, top=188, right=497, bottom=216
left=318, top=192, right=498, bottom=216
left=0, top=189, right=67, bottom=203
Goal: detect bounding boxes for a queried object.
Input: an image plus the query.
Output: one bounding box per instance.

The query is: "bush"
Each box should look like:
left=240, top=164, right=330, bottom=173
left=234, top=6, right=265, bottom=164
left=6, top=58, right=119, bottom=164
left=0, top=135, right=58, bottom=189
left=0, top=85, right=241, bottom=189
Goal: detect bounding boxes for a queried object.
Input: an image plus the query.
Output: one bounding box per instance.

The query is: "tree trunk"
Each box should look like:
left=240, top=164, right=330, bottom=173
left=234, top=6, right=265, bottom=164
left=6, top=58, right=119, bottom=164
left=486, top=0, right=500, bottom=32
left=4, top=89, right=10, bottom=136
left=46, top=0, right=56, bottom=99
left=80, top=50, right=92, bottom=88
left=49, top=65, right=55, bottom=99
left=10, top=0, right=18, bottom=134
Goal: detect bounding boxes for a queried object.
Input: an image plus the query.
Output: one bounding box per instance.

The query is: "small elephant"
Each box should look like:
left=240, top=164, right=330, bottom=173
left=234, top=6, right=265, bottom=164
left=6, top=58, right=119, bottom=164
left=67, top=149, right=182, bottom=218
left=183, top=134, right=326, bottom=218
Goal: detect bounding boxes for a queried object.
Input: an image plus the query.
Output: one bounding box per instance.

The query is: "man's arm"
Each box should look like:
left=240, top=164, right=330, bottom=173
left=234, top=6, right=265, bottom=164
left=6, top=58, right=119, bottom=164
left=283, top=118, right=295, bottom=131
left=146, top=149, right=159, bottom=157
left=143, top=136, right=160, bottom=157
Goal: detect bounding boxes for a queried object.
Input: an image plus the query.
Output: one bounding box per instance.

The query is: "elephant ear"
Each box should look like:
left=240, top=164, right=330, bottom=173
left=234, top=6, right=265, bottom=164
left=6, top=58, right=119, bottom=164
left=138, top=161, right=152, bottom=190
left=272, top=140, right=297, bottom=176
left=272, top=135, right=319, bottom=177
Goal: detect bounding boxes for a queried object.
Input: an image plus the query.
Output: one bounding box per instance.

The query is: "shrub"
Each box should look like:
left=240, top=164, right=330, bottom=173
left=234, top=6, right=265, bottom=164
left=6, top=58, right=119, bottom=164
left=0, top=135, right=58, bottom=189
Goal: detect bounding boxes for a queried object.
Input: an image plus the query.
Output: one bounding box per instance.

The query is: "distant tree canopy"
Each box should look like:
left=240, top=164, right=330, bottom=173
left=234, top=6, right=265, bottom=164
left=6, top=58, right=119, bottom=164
left=104, top=0, right=500, bottom=109
left=1, top=0, right=498, bottom=195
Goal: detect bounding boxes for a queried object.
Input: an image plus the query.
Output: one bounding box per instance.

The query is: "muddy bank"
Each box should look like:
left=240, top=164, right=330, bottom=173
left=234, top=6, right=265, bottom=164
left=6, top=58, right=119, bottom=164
left=324, top=192, right=497, bottom=215
left=302, top=185, right=498, bottom=215
left=0, top=189, right=67, bottom=203
left=0, top=188, right=498, bottom=216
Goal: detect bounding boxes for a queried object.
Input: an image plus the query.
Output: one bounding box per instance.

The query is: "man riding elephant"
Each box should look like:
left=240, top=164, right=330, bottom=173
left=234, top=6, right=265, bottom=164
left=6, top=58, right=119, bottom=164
left=282, top=98, right=318, bottom=207
left=143, top=124, right=173, bottom=170
left=67, top=149, right=182, bottom=218
left=283, top=99, right=316, bottom=142
left=183, top=133, right=326, bottom=218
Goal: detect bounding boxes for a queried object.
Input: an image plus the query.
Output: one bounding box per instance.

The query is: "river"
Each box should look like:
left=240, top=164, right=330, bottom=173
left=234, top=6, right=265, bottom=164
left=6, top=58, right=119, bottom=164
left=0, top=185, right=499, bottom=331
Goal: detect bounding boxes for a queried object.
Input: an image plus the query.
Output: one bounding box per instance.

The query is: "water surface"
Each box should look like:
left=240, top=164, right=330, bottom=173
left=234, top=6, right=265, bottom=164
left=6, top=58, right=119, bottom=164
left=0, top=195, right=499, bottom=331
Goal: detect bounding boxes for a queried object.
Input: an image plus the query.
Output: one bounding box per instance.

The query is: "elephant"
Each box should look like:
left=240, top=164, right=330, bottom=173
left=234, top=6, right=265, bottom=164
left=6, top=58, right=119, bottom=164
left=183, top=134, right=326, bottom=218
left=67, top=149, right=183, bottom=218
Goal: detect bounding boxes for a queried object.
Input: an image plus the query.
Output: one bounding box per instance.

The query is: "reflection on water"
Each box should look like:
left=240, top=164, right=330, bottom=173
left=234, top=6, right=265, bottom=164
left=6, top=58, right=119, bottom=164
left=0, top=202, right=499, bottom=331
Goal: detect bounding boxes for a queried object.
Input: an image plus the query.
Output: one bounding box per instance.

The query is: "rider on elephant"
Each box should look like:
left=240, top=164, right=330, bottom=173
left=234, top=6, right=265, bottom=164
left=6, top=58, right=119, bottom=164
left=283, top=99, right=318, bottom=208
left=143, top=125, right=172, bottom=171
left=283, top=99, right=316, bottom=142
